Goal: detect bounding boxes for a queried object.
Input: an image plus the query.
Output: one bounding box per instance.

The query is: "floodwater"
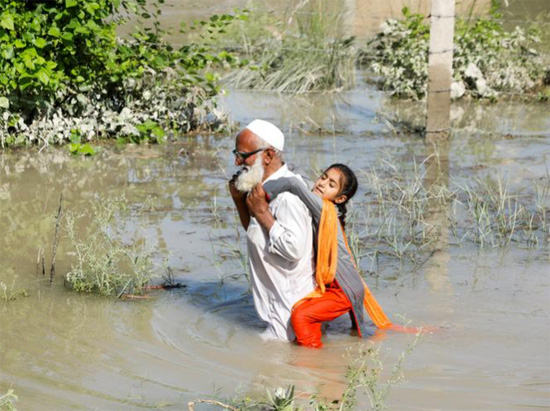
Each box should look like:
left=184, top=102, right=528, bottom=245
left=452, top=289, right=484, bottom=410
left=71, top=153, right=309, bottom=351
left=2, top=1, right=550, bottom=409
left=1, top=87, right=549, bottom=410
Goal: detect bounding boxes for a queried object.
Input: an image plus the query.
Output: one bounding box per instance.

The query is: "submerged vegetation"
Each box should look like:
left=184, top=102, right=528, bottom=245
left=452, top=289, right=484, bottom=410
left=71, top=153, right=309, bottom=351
left=0, top=390, right=17, bottom=411
left=360, top=7, right=549, bottom=100
left=351, top=152, right=550, bottom=271
left=64, top=197, right=160, bottom=297
left=0, top=278, right=28, bottom=302
left=191, top=337, right=420, bottom=411
left=0, top=0, right=241, bottom=147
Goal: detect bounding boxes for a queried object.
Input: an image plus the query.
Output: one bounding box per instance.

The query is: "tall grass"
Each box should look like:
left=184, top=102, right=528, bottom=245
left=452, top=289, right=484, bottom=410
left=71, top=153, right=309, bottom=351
left=222, top=1, right=356, bottom=93
left=207, top=196, right=251, bottom=287
left=346, top=154, right=550, bottom=272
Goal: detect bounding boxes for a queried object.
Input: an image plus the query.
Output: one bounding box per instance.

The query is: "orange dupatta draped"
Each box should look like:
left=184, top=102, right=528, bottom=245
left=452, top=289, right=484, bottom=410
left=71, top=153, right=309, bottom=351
left=293, top=199, right=394, bottom=330
left=293, top=199, right=339, bottom=308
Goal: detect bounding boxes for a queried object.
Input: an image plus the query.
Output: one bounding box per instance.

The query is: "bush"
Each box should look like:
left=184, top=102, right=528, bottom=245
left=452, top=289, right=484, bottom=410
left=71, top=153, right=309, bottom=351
left=360, top=7, right=547, bottom=100
left=0, top=0, right=241, bottom=146
left=64, top=197, right=158, bottom=297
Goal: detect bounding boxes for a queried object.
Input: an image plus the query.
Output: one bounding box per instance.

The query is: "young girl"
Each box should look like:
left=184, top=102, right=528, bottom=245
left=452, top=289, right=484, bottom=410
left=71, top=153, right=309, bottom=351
left=263, top=164, right=392, bottom=348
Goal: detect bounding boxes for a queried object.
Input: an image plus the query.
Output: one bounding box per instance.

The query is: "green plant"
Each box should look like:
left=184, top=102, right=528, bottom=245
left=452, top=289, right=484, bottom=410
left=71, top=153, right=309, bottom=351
left=265, top=386, right=296, bottom=411
left=0, top=0, right=242, bottom=146
left=64, top=196, right=160, bottom=297
left=342, top=336, right=420, bottom=411
left=198, top=337, right=420, bottom=411
left=0, top=277, right=28, bottom=302
left=0, top=389, right=17, bottom=411
left=223, top=2, right=356, bottom=93
left=361, top=7, right=548, bottom=99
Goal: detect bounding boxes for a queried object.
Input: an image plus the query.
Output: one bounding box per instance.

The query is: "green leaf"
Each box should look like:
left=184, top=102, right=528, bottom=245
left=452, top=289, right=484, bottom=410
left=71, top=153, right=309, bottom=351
left=66, top=0, right=78, bottom=8
left=152, top=126, right=164, bottom=138
left=2, top=47, right=13, bottom=60
left=0, top=13, right=14, bottom=31
left=62, top=32, right=74, bottom=41
left=36, top=70, right=49, bottom=85
left=78, top=143, right=96, bottom=156
left=34, top=38, right=47, bottom=48
left=0, top=96, right=9, bottom=109
left=68, top=143, right=80, bottom=154
left=48, top=26, right=61, bottom=37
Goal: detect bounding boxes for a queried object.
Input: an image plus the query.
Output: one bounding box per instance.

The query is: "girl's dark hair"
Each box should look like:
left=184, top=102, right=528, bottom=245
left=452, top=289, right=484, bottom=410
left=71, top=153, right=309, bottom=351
left=325, top=163, right=358, bottom=230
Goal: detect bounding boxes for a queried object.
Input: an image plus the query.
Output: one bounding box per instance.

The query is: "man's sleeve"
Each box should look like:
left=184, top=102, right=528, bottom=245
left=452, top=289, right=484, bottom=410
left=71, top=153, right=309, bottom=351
left=267, top=193, right=311, bottom=262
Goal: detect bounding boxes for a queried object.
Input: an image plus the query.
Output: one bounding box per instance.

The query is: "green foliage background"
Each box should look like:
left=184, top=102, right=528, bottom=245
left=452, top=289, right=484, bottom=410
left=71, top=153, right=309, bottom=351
left=0, top=0, right=243, bottom=146
left=361, top=7, right=548, bottom=99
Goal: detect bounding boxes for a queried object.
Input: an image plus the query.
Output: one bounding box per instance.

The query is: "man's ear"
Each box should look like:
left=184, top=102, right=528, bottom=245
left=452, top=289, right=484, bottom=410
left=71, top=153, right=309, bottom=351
left=263, top=148, right=274, bottom=165
left=334, top=195, right=347, bottom=204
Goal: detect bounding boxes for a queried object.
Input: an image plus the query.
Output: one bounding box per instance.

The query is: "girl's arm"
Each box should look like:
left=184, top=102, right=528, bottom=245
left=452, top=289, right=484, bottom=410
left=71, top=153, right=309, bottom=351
left=263, top=177, right=323, bottom=221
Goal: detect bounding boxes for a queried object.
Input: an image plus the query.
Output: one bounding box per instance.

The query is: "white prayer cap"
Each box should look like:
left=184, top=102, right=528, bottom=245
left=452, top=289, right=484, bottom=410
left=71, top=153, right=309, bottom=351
left=245, top=119, right=284, bottom=151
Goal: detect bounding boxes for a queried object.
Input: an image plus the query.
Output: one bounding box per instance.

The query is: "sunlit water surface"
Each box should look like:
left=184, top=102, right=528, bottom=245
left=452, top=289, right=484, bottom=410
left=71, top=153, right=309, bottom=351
left=1, top=86, right=549, bottom=410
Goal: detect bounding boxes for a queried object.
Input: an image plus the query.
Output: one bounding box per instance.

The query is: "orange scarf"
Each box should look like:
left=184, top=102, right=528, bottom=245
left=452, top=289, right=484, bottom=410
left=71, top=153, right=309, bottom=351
left=293, top=199, right=393, bottom=329
left=293, top=199, right=339, bottom=307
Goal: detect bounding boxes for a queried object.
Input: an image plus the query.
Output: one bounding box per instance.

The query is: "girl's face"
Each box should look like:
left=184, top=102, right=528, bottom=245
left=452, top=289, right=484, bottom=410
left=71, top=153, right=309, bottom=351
left=313, top=168, right=348, bottom=204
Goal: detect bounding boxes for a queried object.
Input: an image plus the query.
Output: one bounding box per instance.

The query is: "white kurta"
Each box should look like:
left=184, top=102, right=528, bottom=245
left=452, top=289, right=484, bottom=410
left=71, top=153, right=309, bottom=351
left=247, top=164, right=316, bottom=341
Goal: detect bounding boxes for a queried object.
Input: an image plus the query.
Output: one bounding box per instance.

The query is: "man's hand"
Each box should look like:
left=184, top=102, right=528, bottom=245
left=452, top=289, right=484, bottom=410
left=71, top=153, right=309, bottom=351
left=246, top=184, right=268, bottom=216
left=229, top=172, right=251, bottom=230
left=247, top=184, right=275, bottom=231
left=229, top=172, right=246, bottom=203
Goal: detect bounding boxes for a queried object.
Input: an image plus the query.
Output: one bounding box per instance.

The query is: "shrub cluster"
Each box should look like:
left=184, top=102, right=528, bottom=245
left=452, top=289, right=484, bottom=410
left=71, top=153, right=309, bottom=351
left=0, top=0, right=240, bottom=146
left=64, top=197, right=158, bottom=297
left=360, top=7, right=548, bottom=100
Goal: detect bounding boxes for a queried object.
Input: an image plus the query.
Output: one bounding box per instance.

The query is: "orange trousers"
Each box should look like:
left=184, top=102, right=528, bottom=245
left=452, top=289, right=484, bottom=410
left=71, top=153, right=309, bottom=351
left=291, top=284, right=353, bottom=348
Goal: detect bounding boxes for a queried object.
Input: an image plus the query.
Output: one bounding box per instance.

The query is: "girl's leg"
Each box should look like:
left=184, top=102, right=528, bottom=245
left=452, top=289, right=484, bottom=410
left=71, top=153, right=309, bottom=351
left=291, top=287, right=352, bottom=348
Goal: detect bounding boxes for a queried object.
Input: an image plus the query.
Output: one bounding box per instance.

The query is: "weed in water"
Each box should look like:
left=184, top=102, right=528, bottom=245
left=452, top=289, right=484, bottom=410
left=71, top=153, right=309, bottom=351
left=340, top=335, right=421, bottom=411
left=0, top=389, right=17, bottom=411
left=351, top=154, right=549, bottom=271
left=0, top=277, right=28, bottom=302
left=195, top=336, right=420, bottom=411
left=208, top=198, right=251, bottom=287
left=64, top=196, right=160, bottom=297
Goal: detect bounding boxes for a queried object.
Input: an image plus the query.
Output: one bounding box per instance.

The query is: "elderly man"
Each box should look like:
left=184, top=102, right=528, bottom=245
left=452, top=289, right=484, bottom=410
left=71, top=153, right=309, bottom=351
left=229, top=119, right=315, bottom=341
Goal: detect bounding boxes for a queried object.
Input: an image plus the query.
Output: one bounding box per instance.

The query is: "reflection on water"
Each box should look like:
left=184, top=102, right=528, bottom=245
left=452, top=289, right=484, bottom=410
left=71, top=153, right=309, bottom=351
left=1, top=89, right=549, bottom=409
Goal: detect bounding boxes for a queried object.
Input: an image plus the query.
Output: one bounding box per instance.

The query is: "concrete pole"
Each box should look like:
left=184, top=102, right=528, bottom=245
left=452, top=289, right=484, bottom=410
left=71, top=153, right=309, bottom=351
left=426, top=0, right=455, bottom=142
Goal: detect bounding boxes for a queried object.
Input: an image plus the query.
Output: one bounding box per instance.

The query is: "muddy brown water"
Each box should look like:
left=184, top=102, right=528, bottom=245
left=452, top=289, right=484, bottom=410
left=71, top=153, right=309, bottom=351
left=1, top=88, right=549, bottom=410
left=2, top=1, right=550, bottom=409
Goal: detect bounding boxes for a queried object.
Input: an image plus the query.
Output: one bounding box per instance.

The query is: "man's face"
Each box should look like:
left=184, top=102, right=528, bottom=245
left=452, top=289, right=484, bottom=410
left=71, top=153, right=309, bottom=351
left=234, top=129, right=265, bottom=192
left=234, top=129, right=264, bottom=167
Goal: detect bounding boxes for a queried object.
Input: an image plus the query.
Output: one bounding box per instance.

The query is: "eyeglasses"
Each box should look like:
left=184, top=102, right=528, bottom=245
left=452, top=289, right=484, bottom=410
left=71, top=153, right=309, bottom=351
left=232, top=148, right=264, bottom=161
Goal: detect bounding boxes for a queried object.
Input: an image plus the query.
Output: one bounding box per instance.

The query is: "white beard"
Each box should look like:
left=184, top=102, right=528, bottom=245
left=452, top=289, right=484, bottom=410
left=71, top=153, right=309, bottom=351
left=235, top=156, right=264, bottom=193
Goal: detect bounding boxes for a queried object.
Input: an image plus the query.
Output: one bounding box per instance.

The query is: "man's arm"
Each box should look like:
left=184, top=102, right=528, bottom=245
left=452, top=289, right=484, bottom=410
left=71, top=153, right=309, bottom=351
left=229, top=174, right=251, bottom=230
left=248, top=184, right=310, bottom=262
